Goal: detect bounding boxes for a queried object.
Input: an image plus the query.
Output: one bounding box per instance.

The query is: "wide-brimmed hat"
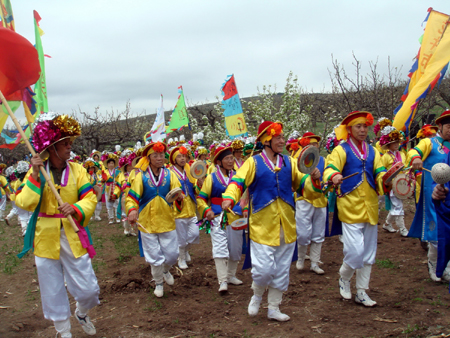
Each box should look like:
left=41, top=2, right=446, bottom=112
left=417, top=124, right=438, bottom=139
left=379, top=126, right=404, bottom=150
left=335, top=111, right=374, bottom=141
left=213, top=146, right=233, bottom=165
left=32, top=112, right=82, bottom=160
left=301, top=131, right=322, bottom=143
left=84, top=157, right=100, bottom=172
left=142, top=141, right=168, bottom=158
left=102, top=153, right=119, bottom=168
left=435, top=110, right=450, bottom=125
left=256, top=121, right=284, bottom=142
left=169, top=146, right=189, bottom=165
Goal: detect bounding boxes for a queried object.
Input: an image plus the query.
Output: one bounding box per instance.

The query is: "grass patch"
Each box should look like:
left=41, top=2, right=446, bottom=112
left=402, top=324, right=427, bottom=334
left=376, top=259, right=398, bottom=269
left=110, top=233, right=140, bottom=264
left=144, top=293, right=164, bottom=312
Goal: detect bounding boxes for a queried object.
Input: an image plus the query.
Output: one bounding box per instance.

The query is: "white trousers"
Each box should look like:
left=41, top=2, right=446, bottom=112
left=295, top=200, right=327, bottom=245
left=175, top=216, right=200, bottom=248
left=35, top=229, right=100, bottom=322
left=7, top=201, right=17, bottom=218
left=106, top=198, right=119, bottom=211
left=250, top=228, right=294, bottom=291
left=0, top=194, right=6, bottom=212
left=140, top=230, right=179, bottom=266
left=388, top=191, right=404, bottom=216
left=17, top=207, right=32, bottom=235
left=210, top=215, right=243, bottom=261
left=342, top=222, right=377, bottom=270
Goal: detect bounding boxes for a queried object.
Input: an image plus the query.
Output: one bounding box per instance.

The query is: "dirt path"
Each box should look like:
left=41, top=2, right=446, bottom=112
left=1, top=200, right=450, bottom=337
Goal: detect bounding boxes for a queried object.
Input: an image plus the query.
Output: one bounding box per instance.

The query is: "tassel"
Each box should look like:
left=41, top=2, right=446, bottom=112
left=135, top=156, right=150, bottom=171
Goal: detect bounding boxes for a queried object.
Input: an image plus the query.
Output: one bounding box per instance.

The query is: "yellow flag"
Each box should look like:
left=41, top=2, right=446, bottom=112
left=224, top=113, right=248, bottom=137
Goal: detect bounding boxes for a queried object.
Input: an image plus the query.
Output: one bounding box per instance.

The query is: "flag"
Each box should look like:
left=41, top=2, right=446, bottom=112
left=393, top=8, right=450, bottom=133
left=0, top=0, right=15, bottom=31
left=167, top=86, right=189, bottom=134
left=0, top=27, right=40, bottom=97
left=33, top=10, right=48, bottom=115
left=150, top=95, right=166, bottom=142
left=221, top=74, right=248, bottom=138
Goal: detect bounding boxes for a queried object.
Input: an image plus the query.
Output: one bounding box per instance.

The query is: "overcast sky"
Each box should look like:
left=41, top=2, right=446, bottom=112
left=8, top=0, right=449, bottom=124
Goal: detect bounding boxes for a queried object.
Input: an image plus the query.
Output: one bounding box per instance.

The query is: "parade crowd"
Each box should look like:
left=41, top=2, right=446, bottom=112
left=4, top=110, right=450, bottom=337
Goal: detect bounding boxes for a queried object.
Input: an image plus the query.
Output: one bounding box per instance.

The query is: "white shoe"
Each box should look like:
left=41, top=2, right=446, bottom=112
left=94, top=216, right=101, bottom=221
left=185, top=251, right=191, bottom=263
left=248, top=295, right=262, bottom=316
left=219, top=281, right=228, bottom=292
left=310, top=265, right=324, bottom=275
left=154, top=284, right=164, bottom=298
left=268, top=308, right=290, bottom=321
left=163, top=271, right=174, bottom=285
left=116, top=219, right=121, bottom=224
left=296, top=259, right=304, bottom=270
left=129, top=230, right=137, bottom=237
left=428, top=261, right=442, bottom=282
left=355, top=291, right=377, bottom=307
left=442, top=269, right=450, bottom=282
left=228, top=276, right=243, bottom=285
left=399, top=227, right=409, bottom=237
left=178, top=259, right=188, bottom=270
left=338, top=235, right=343, bottom=243
left=124, top=229, right=129, bottom=236
left=305, top=254, right=310, bottom=260
left=339, top=278, right=352, bottom=300
left=75, top=309, right=96, bottom=335
left=382, top=224, right=397, bottom=233
left=108, top=219, right=113, bottom=224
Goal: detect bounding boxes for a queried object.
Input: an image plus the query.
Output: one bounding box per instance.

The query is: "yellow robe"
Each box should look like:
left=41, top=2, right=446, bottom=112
left=223, top=156, right=322, bottom=246
left=15, top=162, right=97, bottom=259
left=171, top=164, right=198, bottom=219
left=323, top=144, right=386, bottom=225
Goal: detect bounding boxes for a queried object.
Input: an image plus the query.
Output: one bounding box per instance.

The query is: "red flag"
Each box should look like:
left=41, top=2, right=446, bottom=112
left=222, top=75, right=238, bottom=100
left=0, top=27, right=40, bottom=97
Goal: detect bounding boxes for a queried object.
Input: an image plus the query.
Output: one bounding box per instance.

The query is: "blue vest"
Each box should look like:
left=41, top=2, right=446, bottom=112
left=409, top=137, right=447, bottom=242
left=172, top=169, right=196, bottom=205
left=210, top=171, right=242, bottom=216
left=248, top=154, right=294, bottom=214
left=339, top=142, right=376, bottom=196
left=139, top=168, right=171, bottom=213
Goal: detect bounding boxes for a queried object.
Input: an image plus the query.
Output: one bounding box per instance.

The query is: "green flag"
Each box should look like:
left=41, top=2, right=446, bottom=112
left=167, top=86, right=189, bottom=133
left=33, top=10, right=48, bottom=114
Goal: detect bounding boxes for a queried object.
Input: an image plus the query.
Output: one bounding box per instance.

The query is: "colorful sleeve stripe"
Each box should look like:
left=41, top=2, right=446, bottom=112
left=72, top=203, right=85, bottom=226
left=413, top=147, right=423, bottom=158
left=26, top=176, right=41, bottom=195
left=127, top=206, right=137, bottom=215
left=128, top=190, right=140, bottom=204
left=408, top=154, right=421, bottom=166
left=230, top=178, right=246, bottom=193
left=198, top=191, right=209, bottom=202
left=202, top=206, right=212, bottom=219
left=222, top=195, right=236, bottom=208
left=15, top=184, right=24, bottom=195
left=374, top=166, right=386, bottom=177
left=78, top=183, right=94, bottom=200
left=311, top=178, right=322, bottom=193
left=127, top=182, right=131, bottom=188
left=297, top=175, right=308, bottom=195
left=328, top=172, right=340, bottom=182
left=174, top=200, right=182, bottom=213
left=326, top=163, right=340, bottom=173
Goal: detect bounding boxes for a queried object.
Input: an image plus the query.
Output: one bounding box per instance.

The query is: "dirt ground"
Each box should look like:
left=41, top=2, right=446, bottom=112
left=1, top=199, right=450, bottom=338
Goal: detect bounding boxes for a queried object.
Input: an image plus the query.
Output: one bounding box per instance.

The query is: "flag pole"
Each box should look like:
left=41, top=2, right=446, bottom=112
left=0, top=89, right=79, bottom=233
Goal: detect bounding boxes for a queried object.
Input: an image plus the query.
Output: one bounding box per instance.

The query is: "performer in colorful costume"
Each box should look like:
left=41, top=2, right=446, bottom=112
left=169, top=146, right=201, bottom=269
left=16, top=113, right=99, bottom=337
left=126, top=141, right=183, bottom=298
left=407, top=110, right=450, bottom=282
left=102, top=153, right=121, bottom=224
left=5, top=166, right=18, bottom=224
left=379, top=126, right=408, bottom=236
left=324, top=111, right=388, bottom=307
left=222, top=121, right=321, bottom=321
left=232, top=139, right=245, bottom=170
left=285, top=131, right=301, bottom=158
left=13, top=161, right=33, bottom=235
left=295, top=132, right=328, bottom=275
left=0, top=163, right=10, bottom=221
left=197, top=145, right=245, bottom=293
left=373, top=117, right=392, bottom=156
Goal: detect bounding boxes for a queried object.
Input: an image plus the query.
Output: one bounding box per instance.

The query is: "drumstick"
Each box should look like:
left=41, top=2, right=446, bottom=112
left=227, top=208, right=236, bottom=215
left=135, top=222, right=150, bottom=234
left=404, top=166, right=431, bottom=173
left=342, top=172, right=359, bottom=181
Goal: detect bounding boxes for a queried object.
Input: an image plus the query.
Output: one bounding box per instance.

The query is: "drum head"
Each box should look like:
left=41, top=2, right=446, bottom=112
left=383, top=162, right=404, bottom=184
left=166, top=187, right=182, bottom=203
left=392, top=173, right=414, bottom=200
left=230, top=218, right=248, bottom=230
left=298, top=145, right=320, bottom=174
left=191, top=161, right=207, bottom=179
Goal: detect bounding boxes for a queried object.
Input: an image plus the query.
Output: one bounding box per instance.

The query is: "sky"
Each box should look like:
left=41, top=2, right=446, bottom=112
left=7, top=0, right=450, bottom=125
